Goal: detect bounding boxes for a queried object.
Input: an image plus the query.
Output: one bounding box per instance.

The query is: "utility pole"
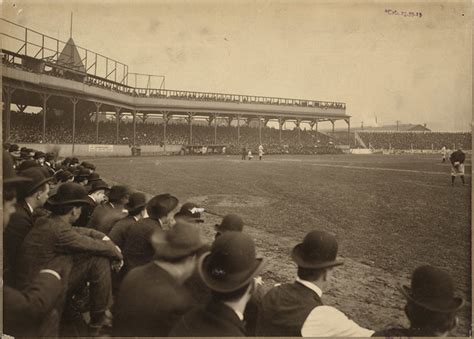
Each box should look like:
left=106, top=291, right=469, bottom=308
left=396, top=120, right=400, bottom=131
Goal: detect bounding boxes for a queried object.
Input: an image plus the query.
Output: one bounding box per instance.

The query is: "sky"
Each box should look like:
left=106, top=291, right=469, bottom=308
left=2, top=0, right=472, bottom=131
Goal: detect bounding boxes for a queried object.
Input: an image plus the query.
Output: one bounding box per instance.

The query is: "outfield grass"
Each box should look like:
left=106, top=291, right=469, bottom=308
left=91, top=153, right=471, bottom=335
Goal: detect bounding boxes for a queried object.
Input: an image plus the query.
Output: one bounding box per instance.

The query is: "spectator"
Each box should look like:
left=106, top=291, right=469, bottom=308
left=15, top=182, right=123, bottom=336
left=174, top=202, right=205, bottom=224
left=171, top=232, right=265, bottom=336
left=113, top=222, right=205, bottom=336
left=215, top=213, right=244, bottom=238
left=4, top=167, right=51, bottom=286
left=256, top=230, right=374, bottom=337
left=373, top=265, right=463, bottom=337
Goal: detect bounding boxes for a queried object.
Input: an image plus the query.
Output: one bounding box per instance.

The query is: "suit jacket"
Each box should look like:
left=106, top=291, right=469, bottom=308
left=74, top=196, right=98, bottom=227
left=4, top=271, right=62, bottom=337
left=4, top=201, right=34, bottom=285
left=256, top=281, right=323, bottom=337
left=87, top=202, right=128, bottom=234
left=170, top=300, right=246, bottom=337
left=109, top=215, right=138, bottom=249
left=113, top=262, right=195, bottom=337
left=15, top=216, right=122, bottom=289
left=122, top=218, right=163, bottom=271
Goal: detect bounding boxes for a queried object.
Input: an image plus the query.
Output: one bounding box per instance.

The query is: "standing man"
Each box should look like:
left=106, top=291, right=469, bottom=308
left=449, top=145, right=466, bottom=186
left=256, top=230, right=374, bottom=337
left=441, top=146, right=447, bottom=163
left=258, top=144, right=264, bottom=160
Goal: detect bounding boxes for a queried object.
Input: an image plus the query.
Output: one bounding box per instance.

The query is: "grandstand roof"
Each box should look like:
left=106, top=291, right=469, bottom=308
left=358, top=124, right=431, bottom=132
left=57, top=37, right=85, bottom=72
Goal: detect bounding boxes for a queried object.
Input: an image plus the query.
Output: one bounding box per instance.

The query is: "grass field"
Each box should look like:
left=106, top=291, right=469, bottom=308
left=90, top=153, right=471, bottom=336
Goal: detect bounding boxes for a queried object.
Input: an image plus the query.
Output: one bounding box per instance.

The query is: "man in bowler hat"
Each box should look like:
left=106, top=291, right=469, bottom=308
left=3, top=152, right=71, bottom=337
left=87, top=185, right=130, bottom=233
left=4, top=166, right=52, bottom=286
left=113, top=222, right=204, bottom=337
left=256, top=230, right=373, bottom=337
left=215, top=213, right=244, bottom=238
left=121, top=193, right=179, bottom=272
left=373, top=265, right=464, bottom=337
left=170, top=232, right=265, bottom=337
left=74, top=179, right=109, bottom=227
left=15, top=183, right=123, bottom=335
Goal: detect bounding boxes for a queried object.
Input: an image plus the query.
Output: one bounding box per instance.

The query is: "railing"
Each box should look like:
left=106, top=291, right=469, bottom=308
left=1, top=18, right=346, bottom=110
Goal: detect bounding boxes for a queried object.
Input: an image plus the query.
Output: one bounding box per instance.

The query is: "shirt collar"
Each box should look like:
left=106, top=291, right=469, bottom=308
left=133, top=215, right=140, bottom=221
left=296, top=277, right=323, bottom=298
left=88, top=195, right=97, bottom=203
left=25, top=202, right=34, bottom=214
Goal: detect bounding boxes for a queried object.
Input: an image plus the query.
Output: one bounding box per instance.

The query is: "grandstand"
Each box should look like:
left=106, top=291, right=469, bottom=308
left=1, top=18, right=351, bottom=156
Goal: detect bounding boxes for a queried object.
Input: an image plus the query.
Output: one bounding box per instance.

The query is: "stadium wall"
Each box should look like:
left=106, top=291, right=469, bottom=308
left=15, top=143, right=183, bottom=157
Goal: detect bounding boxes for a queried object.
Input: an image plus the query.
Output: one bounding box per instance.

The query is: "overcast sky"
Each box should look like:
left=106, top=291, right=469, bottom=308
left=3, top=0, right=472, bottom=131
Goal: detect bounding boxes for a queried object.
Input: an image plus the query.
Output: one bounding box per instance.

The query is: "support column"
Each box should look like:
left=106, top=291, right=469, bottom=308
left=295, top=119, right=301, bottom=144
left=278, top=117, right=284, bottom=144
left=227, top=116, right=234, bottom=128
left=40, top=93, right=51, bottom=143
left=163, top=112, right=170, bottom=152
left=258, top=116, right=262, bottom=145
left=70, top=98, right=79, bottom=155
left=315, top=121, right=318, bottom=134
left=132, top=110, right=137, bottom=146
left=214, top=113, right=218, bottom=145
left=331, top=120, right=335, bottom=137
left=345, top=118, right=350, bottom=147
left=237, top=115, right=241, bottom=144
left=115, top=107, right=122, bottom=144
left=186, top=112, right=194, bottom=145
left=94, top=102, right=102, bottom=144
left=3, top=87, right=15, bottom=141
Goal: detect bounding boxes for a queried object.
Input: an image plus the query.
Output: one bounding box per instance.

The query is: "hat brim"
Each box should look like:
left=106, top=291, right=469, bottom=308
left=4, top=175, right=32, bottom=184
left=198, top=252, right=266, bottom=293
left=126, top=203, right=147, bottom=214
left=291, top=244, right=344, bottom=269
left=152, top=231, right=205, bottom=260
left=25, top=176, right=53, bottom=195
left=89, top=185, right=110, bottom=194
left=400, top=284, right=464, bottom=313
left=47, top=195, right=94, bottom=206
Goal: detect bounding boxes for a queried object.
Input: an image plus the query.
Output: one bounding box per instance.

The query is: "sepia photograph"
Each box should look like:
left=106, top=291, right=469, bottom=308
left=1, top=0, right=472, bottom=337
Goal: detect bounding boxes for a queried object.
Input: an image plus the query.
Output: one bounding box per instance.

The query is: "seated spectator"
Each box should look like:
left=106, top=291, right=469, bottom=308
left=87, top=185, right=130, bottom=233
left=170, top=232, right=265, bottom=336
left=4, top=166, right=51, bottom=286
left=122, top=193, right=179, bottom=271
left=15, top=183, right=123, bottom=336
left=113, top=222, right=205, bottom=337
left=81, top=161, right=96, bottom=173
left=3, top=153, right=70, bottom=337
left=256, top=230, right=374, bottom=337
left=84, top=172, right=102, bottom=193
left=373, top=265, right=464, bottom=337
left=174, top=202, right=205, bottom=223
left=109, top=192, right=148, bottom=249
left=75, top=179, right=109, bottom=227
left=73, top=167, right=90, bottom=186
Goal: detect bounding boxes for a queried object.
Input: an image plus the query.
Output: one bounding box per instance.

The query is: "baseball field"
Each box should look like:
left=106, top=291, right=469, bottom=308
left=89, top=153, right=471, bottom=336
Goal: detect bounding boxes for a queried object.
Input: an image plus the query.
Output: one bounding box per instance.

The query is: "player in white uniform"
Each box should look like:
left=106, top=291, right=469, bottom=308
left=441, top=146, right=447, bottom=163
left=258, top=144, right=264, bottom=160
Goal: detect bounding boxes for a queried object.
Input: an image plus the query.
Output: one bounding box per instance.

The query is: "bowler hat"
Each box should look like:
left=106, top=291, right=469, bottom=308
left=108, top=185, right=131, bottom=202
left=125, top=192, right=147, bottom=213
left=81, top=161, right=96, bottom=171
left=151, top=221, right=204, bottom=260
left=215, top=214, right=244, bottom=232
left=3, top=151, right=31, bottom=184
left=88, top=179, right=109, bottom=194
left=56, top=170, right=74, bottom=183
left=70, top=157, right=79, bottom=165
left=8, top=144, right=19, bottom=153
left=291, top=230, right=344, bottom=269
left=34, top=151, right=46, bottom=159
left=17, top=167, right=52, bottom=197
left=74, top=167, right=91, bottom=179
left=16, top=160, right=40, bottom=172
left=400, top=265, right=464, bottom=313
left=199, top=232, right=265, bottom=293
left=47, top=182, right=94, bottom=206
left=45, top=152, right=55, bottom=161
left=88, top=172, right=101, bottom=182
left=175, top=202, right=204, bottom=223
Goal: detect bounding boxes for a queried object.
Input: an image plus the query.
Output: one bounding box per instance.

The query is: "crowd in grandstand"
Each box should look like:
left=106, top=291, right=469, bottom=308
left=3, top=145, right=466, bottom=337
left=358, top=131, right=472, bottom=150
